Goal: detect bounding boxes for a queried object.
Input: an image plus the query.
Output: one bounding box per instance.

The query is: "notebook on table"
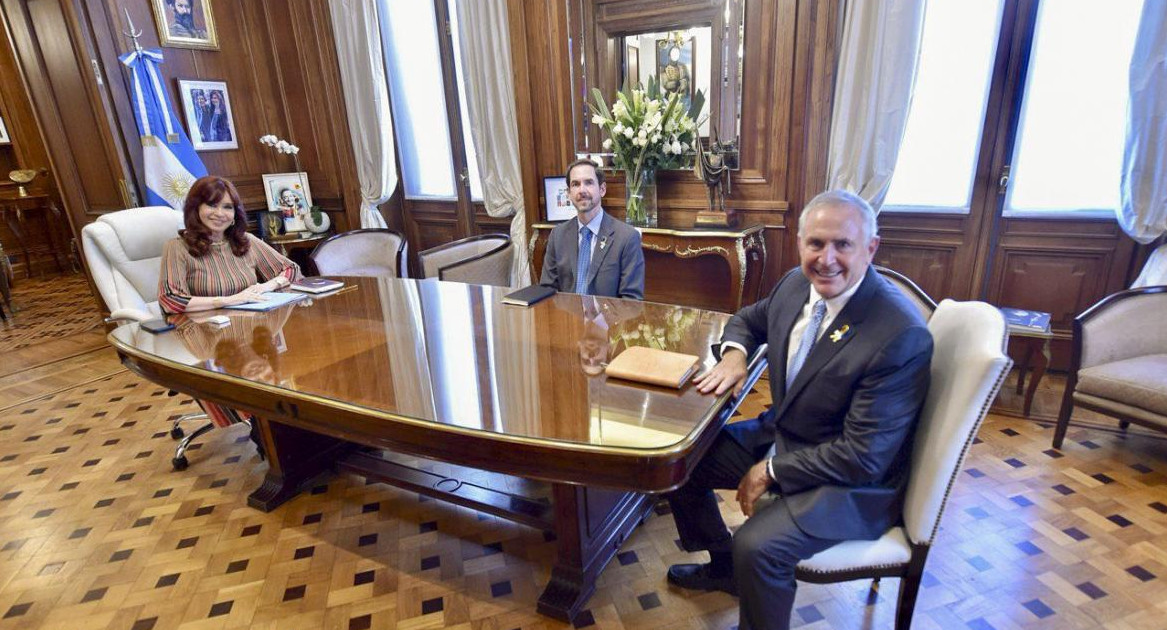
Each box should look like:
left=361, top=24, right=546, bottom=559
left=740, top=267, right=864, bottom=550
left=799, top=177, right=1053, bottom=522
left=502, top=284, right=556, bottom=307
left=291, top=277, right=345, bottom=294
left=605, top=346, right=701, bottom=389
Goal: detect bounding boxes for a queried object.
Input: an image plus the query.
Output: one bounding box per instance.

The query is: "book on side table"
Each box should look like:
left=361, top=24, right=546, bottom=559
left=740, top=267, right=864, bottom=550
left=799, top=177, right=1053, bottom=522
left=1000, top=307, right=1051, bottom=333
left=605, top=346, right=701, bottom=389
left=291, top=277, right=345, bottom=294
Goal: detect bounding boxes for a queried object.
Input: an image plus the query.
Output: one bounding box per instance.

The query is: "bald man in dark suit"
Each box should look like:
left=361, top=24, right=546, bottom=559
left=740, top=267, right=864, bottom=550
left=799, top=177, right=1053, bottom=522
left=666, top=190, right=933, bottom=630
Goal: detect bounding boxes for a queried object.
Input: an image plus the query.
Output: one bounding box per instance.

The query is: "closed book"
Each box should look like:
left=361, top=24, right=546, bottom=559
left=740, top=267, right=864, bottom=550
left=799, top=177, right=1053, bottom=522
left=291, top=277, right=345, bottom=294
left=502, top=284, right=556, bottom=307
left=605, top=346, right=700, bottom=389
left=1000, top=307, right=1051, bottom=332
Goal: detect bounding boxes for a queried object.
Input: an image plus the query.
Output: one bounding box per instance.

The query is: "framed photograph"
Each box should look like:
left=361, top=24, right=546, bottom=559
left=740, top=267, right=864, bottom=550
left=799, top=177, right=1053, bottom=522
left=0, top=115, right=9, bottom=144
left=657, top=35, right=695, bottom=108
left=151, top=0, right=218, bottom=50
left=262, top=173, right=313, bottom=235
left=177, top=79, right=237, bottom=151
left=544, top=176, right=575, bottom=222
left=258, top=211, right=286, bottom=240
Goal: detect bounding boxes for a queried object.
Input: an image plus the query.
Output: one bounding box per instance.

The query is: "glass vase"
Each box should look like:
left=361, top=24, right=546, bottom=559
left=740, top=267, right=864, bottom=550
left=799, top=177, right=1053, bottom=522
left=624, top=168, right=658, bottom=228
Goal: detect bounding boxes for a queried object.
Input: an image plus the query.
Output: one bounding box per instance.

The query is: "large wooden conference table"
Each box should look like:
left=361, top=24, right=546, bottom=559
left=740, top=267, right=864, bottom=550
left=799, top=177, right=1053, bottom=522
left=109, top=277, right=765, bottom=621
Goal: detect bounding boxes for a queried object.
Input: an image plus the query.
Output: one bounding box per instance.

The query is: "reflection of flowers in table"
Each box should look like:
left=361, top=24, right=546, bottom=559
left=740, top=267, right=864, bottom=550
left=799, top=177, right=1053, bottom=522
left=610, top=308, right=701, bottom=353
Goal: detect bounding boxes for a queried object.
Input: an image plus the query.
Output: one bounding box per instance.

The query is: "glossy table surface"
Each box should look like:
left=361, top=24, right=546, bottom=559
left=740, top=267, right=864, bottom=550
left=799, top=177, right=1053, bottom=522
left=110, top=277, right=737, bottom=456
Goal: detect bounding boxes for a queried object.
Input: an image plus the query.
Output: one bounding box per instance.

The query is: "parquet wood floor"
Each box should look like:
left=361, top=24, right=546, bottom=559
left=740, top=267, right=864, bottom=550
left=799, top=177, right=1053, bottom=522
left=1, top=274, right=1166, bottom=629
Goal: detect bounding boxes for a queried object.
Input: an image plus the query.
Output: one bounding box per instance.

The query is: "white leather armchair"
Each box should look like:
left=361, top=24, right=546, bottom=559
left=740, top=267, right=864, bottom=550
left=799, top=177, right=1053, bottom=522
left=789, top=300, right=1012, bottom=630
left=81, top=206, right=184, bottom=321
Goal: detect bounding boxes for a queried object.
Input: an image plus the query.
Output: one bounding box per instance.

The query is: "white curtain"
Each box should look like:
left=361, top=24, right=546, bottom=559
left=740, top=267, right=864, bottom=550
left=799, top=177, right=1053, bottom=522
left=453, top=0, right=529, bottom=288
left=329, top=0, right=397, bottom=229
left=826, top=0, right=927, bottom=211
left=1119, top=3, right=1167, bottom=244
left=1132, top=243, right=1167, bottom=288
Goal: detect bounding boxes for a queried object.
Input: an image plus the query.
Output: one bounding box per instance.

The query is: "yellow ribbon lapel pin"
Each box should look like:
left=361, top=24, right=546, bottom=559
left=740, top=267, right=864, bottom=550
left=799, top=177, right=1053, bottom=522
left=830, top=324, right=850, bottom=343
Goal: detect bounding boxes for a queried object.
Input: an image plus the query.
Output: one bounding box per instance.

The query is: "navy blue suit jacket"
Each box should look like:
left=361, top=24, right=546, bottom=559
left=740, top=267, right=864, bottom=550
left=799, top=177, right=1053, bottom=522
left=722, top=268, right=933, bottom=540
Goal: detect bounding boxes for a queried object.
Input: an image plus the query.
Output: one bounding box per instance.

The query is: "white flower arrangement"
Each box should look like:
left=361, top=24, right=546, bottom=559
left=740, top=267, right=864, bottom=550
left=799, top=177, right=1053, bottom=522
left=589, top=77, right=704, bottom=224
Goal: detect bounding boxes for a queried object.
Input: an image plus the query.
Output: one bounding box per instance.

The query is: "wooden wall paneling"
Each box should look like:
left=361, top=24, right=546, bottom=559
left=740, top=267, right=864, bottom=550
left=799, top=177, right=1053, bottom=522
left=0, top=6, right=54, bottom=194
left=516, top=0, right=829, bottom=305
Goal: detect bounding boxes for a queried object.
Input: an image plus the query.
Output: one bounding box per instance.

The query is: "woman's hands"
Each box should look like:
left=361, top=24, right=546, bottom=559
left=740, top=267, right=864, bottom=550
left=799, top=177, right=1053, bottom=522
left=221, top=286, right=269, bottom=306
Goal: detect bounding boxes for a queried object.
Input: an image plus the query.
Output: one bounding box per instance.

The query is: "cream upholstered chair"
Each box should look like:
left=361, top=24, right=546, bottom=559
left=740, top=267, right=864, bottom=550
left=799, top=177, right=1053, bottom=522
left=81, top=206, right=183, bottom=322
left=418, top=234, right=512, bottom=286
left=875, top=265, right=937, bottom=321
left=1052, top=285, right=1167, bottom=449
left=791, top=300, right=1012, bottom=630
left=81, top=206, right=237, bottom=469
left=309, top=228, right=408, bottom=278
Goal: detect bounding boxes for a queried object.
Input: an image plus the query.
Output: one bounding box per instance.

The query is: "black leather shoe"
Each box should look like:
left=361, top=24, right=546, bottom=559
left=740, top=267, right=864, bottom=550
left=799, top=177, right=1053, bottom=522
left=667, top=563, right=737, bottom=596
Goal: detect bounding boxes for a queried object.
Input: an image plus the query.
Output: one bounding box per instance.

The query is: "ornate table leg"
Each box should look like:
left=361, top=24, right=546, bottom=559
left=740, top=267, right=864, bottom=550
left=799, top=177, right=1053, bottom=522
left=537, top=483, right=654, bottom=622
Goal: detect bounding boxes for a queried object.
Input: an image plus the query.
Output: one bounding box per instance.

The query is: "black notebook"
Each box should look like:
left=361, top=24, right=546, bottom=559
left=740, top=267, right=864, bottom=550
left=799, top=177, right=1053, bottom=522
left=502, top=284, right=556, bottom=307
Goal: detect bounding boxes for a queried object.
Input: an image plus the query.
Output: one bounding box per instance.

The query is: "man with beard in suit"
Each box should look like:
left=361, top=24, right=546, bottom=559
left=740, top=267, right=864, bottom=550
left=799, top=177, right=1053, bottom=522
left=539, top=158, right=644, bottom=299
left=665, top=190, right=933, bottom=630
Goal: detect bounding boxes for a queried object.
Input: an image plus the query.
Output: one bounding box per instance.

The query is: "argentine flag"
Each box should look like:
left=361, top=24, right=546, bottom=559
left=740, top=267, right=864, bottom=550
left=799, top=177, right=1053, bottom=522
left=119, top=49, right=207, bottom=209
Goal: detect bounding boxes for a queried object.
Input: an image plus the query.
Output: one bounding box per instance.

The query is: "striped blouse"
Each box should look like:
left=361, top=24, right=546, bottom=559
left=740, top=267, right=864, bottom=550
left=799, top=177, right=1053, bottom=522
left=159, top=233, right=301, bottom=314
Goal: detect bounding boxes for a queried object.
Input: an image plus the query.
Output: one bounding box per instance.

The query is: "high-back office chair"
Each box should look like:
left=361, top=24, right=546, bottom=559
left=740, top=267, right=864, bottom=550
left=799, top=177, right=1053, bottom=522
left=875, top=265, right=938, bottom=321
left=418, top=234, right=512, bottom=286
left=81, top=206, right=238, bottom=469
left=309, top=228, right=408, bottom=278
left=790, top=300, right=1012, bottom=630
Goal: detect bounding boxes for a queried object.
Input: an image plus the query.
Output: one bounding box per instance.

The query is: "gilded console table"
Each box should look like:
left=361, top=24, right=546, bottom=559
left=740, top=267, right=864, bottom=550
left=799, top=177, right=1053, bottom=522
left=530, top=223, right=767, bottom=312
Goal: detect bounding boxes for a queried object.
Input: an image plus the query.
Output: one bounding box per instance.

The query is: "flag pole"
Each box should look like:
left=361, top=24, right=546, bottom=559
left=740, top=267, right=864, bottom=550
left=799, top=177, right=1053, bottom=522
left=122, top=8, right=144, bottom=54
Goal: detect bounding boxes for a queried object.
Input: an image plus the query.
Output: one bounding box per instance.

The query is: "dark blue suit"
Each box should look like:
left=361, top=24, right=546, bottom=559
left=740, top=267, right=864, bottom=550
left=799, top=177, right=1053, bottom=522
left=668, top=268, right=932, bottom=630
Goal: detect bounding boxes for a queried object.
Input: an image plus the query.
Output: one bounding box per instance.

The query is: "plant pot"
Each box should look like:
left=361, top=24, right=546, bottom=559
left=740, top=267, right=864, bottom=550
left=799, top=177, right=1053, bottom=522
left=624, top=168, right=657, bottom=227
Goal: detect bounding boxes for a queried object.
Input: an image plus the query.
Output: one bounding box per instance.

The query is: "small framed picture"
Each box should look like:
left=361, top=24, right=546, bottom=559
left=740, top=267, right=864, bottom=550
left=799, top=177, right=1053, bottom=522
left=177, top=79, right=237, bottom=151
left=0, top=115, right=9, bottom=144
left=262, top=173, right=313, bottom=235
left=151, top=0, right=218, bottom=50
left=258, top=211, right=286, bottom=240
left=544, top=176, right=575, bottom=222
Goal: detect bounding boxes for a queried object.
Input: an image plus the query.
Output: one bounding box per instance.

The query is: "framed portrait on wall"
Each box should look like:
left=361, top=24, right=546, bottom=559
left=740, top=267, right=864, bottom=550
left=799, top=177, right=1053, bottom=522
left=150, top=0, right=219, bottom=50
left=656, top=35, right=695, bottom=109
left=262, top=173, right=313, bottom=235
left=177, top=79, right=238, bottom=151
left=543, top=176, right=575, bottom=222
left=0, top=115, right=9, bottom=144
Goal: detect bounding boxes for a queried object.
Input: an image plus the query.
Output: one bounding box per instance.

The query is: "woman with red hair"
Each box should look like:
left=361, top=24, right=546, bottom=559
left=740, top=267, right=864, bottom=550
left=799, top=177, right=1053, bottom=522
left=158, top=175, right=301, bottom=437
left=159, top=175, right=300, bottom=314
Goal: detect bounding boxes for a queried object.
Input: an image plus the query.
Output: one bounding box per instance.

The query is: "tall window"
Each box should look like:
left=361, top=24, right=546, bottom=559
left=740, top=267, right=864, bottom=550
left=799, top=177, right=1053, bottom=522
left=883, top=0, right=1145, bottom=217
left=379, top=0, right=483, bottom=201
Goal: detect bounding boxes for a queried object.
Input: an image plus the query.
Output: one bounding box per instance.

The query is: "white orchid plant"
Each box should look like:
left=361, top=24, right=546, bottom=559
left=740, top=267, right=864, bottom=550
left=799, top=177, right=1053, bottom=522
left=259, top=134, right=324, bottom=227
left=259, top=134, right=300, bottom=156
left=589, top=77, right=704, bottom=223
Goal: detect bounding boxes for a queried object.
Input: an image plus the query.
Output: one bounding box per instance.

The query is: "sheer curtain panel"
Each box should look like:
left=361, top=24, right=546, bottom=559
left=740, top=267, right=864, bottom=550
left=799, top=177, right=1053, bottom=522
left=1119, top=3, right=1167, bottom=243
left=330, top=0, right=397, bottom=228
left=453, top=0, right=529, bottom=287
left=826, top=0, right=927, bottom=210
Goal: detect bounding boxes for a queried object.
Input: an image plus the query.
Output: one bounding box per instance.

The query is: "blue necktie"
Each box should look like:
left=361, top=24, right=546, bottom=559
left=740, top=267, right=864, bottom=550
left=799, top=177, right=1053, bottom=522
left=786, top=300, right=827, bottom=391
left=575, top=227, right=593, bottom=294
